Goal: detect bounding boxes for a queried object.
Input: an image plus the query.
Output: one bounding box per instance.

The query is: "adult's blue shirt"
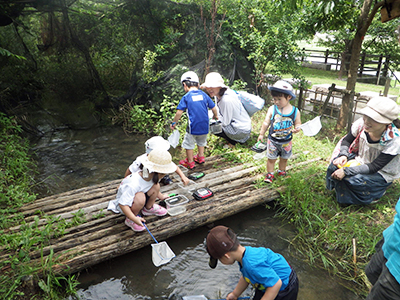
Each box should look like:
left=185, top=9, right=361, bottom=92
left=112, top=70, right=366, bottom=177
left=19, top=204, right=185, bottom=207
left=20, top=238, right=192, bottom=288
left=176, top=89, right=215, bottom=135
left=383, top=198, right=400, bottom=283
left=239, top=246, right=291, bottom=291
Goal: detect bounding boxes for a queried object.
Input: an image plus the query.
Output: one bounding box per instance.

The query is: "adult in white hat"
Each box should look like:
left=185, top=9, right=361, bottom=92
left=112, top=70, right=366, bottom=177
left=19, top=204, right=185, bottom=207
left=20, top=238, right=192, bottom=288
left=327, top=96, right=400, bottom=205
left=124, top=136, right=189, bottom=185
left=108, top=148, right=177, bottom=232
left=201, top=72, right=251, bottom=146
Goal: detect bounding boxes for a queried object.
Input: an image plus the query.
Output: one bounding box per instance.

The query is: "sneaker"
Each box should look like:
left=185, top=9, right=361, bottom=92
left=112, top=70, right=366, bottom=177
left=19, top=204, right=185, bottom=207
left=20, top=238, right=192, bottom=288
left=179, top=158, right=195, bottom=169
left=142, top=203, right=168, bottom=216
left=125, top=217, right=145, bottom=232
left=264, top=173, right=275, bottom=183
left=160, top=174, right=172, bottom=185
left=193, top=155, right=205, bottom=164
left=277, top=170, right=287, bottom=177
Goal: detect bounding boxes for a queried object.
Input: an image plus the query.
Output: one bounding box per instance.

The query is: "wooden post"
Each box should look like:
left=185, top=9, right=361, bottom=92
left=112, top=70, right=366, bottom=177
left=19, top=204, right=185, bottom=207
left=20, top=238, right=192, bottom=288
left=384, top=77, right=391, bottom=96
left=324, top=49, right=329, bottom=64
left=297, top=87, right=304, bottom=111
left=319, top=83, right=336, bottom=116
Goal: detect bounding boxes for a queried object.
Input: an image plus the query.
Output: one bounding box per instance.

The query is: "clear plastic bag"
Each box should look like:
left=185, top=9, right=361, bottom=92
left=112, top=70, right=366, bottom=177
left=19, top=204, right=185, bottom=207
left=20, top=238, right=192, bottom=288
left=168, top=130, right=180, bottom=148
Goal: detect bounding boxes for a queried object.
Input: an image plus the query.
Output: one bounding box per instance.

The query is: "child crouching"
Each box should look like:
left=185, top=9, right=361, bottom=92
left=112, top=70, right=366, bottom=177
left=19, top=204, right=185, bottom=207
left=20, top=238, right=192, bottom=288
left=108, top=148, right=177, bottom=232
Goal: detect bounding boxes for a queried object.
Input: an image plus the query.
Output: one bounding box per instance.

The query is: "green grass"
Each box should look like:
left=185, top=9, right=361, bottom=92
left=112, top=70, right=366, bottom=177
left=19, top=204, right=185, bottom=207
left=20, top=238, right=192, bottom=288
left=283, top=66, right=400, bottom=98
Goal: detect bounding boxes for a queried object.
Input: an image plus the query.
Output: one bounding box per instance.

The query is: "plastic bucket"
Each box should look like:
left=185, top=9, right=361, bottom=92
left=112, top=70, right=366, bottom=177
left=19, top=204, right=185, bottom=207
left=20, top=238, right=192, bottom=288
left=210, top=120, right=222, bottom=134
left=300, top=116, right=322, bottom=136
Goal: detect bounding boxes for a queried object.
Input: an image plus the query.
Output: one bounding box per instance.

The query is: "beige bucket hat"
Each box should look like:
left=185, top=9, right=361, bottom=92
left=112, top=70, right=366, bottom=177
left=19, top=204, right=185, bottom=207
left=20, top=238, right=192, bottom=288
left=361, top=97, right=400, bottom=124
left=139, top=148, right=177, bottom=174
left=201, top=72, right=227, bottom=88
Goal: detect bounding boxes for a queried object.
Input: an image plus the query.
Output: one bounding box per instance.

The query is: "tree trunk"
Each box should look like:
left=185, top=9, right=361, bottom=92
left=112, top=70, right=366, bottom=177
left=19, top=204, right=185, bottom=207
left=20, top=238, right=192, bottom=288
left=336, top=0, right=385, bottom=130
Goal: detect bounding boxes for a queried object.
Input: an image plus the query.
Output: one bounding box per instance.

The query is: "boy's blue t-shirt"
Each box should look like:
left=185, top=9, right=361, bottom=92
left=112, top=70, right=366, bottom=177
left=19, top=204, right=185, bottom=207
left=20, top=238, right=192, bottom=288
left=382, top=198, right=400, bottom=283
left=239, top=246, right=291, bottom=292
left=176, top=90, right=215, bottom=135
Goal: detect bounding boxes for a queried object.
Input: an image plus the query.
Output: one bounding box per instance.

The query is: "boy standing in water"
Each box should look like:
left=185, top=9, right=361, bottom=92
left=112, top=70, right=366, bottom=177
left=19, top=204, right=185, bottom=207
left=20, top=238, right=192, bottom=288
left=170, top=71, right=218, bottom=169
left=206, top=225, right=299, bottom=300
left=257, top=80, right=301, bottom=183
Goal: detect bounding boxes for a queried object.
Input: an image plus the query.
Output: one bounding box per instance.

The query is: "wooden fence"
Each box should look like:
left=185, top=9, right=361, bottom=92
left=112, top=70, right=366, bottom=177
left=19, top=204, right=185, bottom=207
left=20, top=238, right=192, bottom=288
left=301, top=49, right=400, bottom=86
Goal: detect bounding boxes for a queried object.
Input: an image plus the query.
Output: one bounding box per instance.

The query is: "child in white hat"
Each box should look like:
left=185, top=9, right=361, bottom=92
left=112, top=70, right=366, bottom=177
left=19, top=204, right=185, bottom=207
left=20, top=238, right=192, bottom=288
left=124, top=136, right=189, bottom=186
left=108, top=148, right=177, bottom=232
left=170, top=71, right=218, bottom=169
left=257, top=80, right=302, bottom=183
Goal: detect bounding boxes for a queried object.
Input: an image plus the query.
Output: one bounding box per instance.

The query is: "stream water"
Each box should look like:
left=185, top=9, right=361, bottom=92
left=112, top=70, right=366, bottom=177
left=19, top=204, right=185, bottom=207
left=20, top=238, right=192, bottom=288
left=30, top=126, right=362, bottom=300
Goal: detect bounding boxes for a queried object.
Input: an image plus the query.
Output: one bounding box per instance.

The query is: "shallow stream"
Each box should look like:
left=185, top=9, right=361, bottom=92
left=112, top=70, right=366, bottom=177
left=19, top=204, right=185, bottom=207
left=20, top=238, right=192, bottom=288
left=30, top=126, right=361, bottom=300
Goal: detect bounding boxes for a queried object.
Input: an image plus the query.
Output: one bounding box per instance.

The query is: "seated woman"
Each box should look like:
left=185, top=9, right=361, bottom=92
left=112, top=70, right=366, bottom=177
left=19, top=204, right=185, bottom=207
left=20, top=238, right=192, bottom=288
left=201, top=72, right=251, bottom=146
left=326, top=96, right=400, bottom=205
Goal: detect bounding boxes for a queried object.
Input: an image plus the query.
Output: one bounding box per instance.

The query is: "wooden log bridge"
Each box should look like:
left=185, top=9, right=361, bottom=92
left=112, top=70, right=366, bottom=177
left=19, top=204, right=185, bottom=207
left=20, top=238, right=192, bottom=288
left=2, top=155, right=321, bottom=277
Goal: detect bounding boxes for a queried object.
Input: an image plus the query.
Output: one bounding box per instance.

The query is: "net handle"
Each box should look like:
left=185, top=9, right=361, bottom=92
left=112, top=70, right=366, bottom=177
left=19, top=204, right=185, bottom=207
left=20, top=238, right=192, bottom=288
left=142, top=222, right=159, bottom=244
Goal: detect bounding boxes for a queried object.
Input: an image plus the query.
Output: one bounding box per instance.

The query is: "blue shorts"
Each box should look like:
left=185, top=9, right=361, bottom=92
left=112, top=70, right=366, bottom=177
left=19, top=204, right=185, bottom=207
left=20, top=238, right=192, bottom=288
left=267, top=139, right=292, bottom=160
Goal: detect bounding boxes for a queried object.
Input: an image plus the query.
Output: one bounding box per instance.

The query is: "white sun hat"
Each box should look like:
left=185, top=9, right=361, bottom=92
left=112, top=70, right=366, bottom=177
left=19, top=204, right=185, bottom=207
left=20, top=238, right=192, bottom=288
left=360, top=97, right=400, bottom=124
left=145, top=136, right=171, bottom=154
left=201, top=72, right=227, bottom=88
left=181, top=71, right=199, bottom=84
left=139, top=148, right=177, bottom=174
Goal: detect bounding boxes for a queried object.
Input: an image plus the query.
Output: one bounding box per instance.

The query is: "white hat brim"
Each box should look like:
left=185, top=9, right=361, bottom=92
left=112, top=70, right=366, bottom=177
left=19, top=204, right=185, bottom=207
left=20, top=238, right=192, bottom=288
left=139, top=155, right=177, bottom=174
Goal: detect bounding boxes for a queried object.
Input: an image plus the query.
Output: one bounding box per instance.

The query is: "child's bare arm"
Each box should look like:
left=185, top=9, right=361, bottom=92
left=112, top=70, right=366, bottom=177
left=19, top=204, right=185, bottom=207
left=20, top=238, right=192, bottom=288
left=227, top=276, right=249, bottom=300
left=119, top=205, right=145, bottom=226
left=175, top=166, right=189, bottom=185
left=260, top=279, right=282, bottom=300
left=170, top=110, right=184, bottom=130
left=211, top=106, right=218, bottom=120
left=292, top=110, right=302, bottom=134
left=258, top=107, right=273, bottom=142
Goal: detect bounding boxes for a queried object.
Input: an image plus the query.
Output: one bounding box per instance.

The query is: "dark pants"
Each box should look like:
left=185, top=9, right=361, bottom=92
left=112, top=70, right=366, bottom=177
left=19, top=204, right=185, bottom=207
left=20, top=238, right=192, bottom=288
left=253, top=269, right=299, bottom=300
left=215, top=130, right=239, bottom=145
left=365, top=238, right=400, bottom=300
left=326, top=162, right=391, bottom=205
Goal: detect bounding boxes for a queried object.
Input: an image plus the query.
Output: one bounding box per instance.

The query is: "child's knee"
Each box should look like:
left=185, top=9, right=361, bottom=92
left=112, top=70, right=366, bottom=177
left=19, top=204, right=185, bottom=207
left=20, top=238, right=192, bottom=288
left=134, top=192, right=146, bottom=207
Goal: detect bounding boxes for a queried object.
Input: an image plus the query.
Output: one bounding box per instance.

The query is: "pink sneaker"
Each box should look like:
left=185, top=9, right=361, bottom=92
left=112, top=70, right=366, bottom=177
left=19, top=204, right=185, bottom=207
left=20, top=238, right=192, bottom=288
left=142, top=203, right=168, bottom=216
left=125, top=217, right=145, bottom=232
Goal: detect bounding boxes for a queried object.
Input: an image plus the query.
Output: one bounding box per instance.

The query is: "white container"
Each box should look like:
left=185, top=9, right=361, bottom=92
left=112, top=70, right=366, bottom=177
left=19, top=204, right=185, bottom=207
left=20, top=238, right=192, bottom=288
left=178, top=180, right=198, bottom=193
left=210, top=120, right=222, bottom=134
left=300, top=116, right=322, bottom=136
left=165, top=195, right=189, bottom=216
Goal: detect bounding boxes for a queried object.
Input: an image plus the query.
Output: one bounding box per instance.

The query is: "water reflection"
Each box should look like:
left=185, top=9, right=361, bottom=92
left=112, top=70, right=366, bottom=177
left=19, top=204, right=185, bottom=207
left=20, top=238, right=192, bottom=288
left=72, top=206, right=361, bottom=300
left=31, top=126, right=148, bottom=196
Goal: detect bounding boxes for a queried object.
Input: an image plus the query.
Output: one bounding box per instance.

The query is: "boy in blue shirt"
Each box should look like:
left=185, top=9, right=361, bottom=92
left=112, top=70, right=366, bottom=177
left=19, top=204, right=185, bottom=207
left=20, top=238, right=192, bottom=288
left=206, top=225, right=299, bottom=300
left=365, top=197, right=400, bottom=299
left=170, top=71, right=218, bottom=169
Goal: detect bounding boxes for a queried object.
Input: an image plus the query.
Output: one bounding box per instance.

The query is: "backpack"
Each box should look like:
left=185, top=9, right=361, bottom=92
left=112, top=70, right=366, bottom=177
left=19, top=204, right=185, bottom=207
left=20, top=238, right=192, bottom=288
left=235, top=91, right=265, bottom=117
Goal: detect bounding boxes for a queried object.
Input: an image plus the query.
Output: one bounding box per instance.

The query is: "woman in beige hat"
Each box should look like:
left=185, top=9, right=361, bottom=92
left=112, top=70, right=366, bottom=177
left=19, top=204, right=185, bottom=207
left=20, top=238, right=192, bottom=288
left=326, top=96, right=400, bottom=205
left=108, top=148, right=177, bottom=232
left=201, top=72, right=251, bottom=146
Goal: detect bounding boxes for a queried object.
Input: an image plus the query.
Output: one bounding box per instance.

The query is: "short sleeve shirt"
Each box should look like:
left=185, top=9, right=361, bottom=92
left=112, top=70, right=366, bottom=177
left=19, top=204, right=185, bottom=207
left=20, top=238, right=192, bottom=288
left=107, top=172, right=153, bottom=214
left=177, top=90, right=215, bottom=135
left=240, top=246, right=291, bottom=291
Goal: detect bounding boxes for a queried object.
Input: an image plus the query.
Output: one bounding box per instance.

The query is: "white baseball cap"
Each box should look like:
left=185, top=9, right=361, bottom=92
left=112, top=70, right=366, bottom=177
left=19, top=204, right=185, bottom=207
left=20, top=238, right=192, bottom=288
left=181, top=71, right=199, bottom=84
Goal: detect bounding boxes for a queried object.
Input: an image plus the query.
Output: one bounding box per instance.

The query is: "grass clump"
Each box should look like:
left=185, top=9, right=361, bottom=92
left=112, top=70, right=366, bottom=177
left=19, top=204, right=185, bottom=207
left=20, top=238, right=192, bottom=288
left=0, top=113, right=81, bottom=299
